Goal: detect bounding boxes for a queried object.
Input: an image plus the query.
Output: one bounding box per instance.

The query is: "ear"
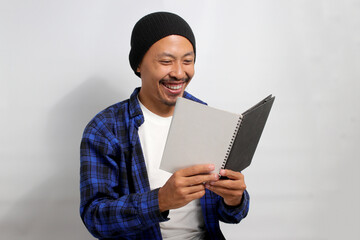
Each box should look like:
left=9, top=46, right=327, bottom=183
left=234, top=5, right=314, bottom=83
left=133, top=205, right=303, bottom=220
left=136, top=64, right=141, bottom=73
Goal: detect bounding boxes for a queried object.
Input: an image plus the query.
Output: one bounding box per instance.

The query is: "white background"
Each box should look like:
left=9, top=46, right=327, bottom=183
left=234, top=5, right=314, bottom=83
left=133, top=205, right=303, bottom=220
left=1, top=0, right=359, bottom=239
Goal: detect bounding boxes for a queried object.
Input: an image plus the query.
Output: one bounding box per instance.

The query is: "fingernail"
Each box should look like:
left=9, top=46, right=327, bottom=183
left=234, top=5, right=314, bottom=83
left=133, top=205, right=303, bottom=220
left=209, top=164, right=215, bottom=171
left=214, top=174, right=219, bottom=180
left=220, top=169, right=226, bottom=176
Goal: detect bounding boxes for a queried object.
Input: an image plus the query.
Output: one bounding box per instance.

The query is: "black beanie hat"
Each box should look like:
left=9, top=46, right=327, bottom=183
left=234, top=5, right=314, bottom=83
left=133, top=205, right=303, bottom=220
left=129, top=12, right=196, bottom=77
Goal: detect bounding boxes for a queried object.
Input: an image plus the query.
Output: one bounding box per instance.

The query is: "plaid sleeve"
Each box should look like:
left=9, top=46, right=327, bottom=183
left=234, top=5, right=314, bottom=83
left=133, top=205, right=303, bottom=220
left=80, top=126, right=167, bottom=239
left=217, top=189, right=250, bottom=223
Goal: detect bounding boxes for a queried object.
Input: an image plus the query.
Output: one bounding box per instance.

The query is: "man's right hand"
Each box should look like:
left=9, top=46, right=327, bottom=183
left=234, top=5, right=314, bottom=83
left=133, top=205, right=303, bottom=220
left=158, top=164, right=219, bottom=212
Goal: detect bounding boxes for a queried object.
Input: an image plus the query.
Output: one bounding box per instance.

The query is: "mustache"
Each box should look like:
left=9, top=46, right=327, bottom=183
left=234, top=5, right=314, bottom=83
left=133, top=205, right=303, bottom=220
left=160, top=77, right=190, bottom=83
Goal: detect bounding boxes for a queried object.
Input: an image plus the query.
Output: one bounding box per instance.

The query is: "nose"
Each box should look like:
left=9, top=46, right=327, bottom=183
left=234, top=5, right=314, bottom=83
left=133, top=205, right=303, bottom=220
left=169, top=62, right=185, bottom=80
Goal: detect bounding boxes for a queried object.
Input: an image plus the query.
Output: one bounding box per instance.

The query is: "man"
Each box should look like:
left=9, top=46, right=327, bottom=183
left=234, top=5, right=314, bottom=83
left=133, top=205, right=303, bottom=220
left=80, top=12, right=249, bottom=240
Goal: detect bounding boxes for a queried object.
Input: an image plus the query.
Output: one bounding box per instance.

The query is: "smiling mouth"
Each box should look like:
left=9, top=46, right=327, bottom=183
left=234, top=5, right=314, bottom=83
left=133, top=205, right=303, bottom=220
left=160, top=80, right=186, bottom=92
left=163, top=83, right=183, bottom=90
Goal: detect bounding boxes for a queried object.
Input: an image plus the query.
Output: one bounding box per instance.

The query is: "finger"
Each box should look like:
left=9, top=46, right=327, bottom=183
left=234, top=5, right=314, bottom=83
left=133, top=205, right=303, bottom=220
left=209, top=179, right=246, bottom=190
left=186, top=183, right=206, bottom=194
left=173, top=183, right=205, bottom=196
left=206, top=183, right=245, bottom=197
left=186, top=189, right=206, bottom=201
left=220, top=169, right=244, bottom=180
left=178, top=164, right=215, bottom=177
left=206, top=184, right=231, bottom=195
left=184, top=173, right=219, bottom=186
left=209, top=179, right=240, bottom=189
left=206, top=185, right=243, bottom=206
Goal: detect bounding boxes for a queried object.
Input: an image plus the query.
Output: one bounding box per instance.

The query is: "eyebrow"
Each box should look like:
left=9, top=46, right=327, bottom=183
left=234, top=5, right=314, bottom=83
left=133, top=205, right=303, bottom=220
left=157, top=51, right=194, bottom=59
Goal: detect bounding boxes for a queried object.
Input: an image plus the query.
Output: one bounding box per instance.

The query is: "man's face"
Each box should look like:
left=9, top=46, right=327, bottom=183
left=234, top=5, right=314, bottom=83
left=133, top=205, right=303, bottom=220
left=137, top=35, right=195, bottom=115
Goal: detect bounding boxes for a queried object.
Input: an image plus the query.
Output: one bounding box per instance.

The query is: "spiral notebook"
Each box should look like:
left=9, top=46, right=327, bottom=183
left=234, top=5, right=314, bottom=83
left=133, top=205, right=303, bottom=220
left=159, top=95, right=275, bottom=174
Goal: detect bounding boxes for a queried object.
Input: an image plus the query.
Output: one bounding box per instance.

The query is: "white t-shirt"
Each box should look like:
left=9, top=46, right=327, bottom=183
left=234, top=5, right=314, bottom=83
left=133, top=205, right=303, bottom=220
left=138, top=99, right=205, bottom=240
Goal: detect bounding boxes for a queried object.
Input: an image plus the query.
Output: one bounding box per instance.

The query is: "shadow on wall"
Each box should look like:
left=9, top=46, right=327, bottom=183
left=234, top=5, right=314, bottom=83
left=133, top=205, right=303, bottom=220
left=1, top=78, right=129, bottom=240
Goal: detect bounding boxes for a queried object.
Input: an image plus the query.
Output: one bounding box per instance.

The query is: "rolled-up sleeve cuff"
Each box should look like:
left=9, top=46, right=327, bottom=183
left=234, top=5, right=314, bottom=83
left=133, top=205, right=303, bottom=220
left=138, top=188, right=169, bottom=227
left=218, top=190, right=250, bottom=223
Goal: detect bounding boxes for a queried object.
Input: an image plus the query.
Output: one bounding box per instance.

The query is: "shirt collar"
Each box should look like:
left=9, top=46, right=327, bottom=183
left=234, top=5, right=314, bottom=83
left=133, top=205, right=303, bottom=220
left=129, top=87, right=143, bottom=118
left=129, top=87, right=144, bottom=128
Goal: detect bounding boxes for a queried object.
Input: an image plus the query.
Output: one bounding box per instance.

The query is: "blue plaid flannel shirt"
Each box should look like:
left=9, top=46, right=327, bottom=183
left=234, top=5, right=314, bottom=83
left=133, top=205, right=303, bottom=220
left=80, top=88, right=249, bottom=239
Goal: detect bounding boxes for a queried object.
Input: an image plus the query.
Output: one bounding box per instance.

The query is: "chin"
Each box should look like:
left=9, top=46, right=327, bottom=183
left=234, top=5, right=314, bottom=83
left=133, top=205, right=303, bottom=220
left=161, top=96, right=177, bottom=106
left=163, top=93, right=184, bottom=106
left=163, top=100, right=177, bottom=106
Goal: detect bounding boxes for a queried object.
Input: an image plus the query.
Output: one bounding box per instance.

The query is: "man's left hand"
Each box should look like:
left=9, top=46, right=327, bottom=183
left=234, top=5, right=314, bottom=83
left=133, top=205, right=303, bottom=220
left=205, top=169, right=246, bottom=207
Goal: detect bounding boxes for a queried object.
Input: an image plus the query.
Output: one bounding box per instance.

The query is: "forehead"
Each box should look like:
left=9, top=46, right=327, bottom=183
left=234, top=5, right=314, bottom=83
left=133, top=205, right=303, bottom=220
left=147, top=35, right=194, bottom=56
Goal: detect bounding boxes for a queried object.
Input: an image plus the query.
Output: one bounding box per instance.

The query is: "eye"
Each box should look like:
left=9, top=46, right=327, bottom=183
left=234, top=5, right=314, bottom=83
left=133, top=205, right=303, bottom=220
left=183, top=59, right=194, bottom=65
left=159, top=59, right=172, bottom=65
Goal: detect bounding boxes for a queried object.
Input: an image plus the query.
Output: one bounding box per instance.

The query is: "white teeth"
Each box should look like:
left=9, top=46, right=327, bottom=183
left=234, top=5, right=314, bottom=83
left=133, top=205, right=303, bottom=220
left=165, top=84, right=182, bottom=90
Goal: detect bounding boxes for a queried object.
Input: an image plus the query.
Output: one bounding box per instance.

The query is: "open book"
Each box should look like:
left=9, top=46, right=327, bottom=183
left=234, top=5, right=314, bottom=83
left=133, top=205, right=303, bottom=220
left=159, top=95, right=275, bottom=174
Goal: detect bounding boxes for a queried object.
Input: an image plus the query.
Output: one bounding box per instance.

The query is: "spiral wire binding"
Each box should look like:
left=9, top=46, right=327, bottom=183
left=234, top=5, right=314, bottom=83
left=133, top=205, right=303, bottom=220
left=221, top=114, right=243, bottom=170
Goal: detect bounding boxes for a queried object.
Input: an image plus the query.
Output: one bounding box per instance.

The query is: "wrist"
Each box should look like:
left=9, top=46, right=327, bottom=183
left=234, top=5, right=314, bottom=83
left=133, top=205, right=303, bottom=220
left=158, top=187, right=167, bottom=213
left=224, top=196, right=242, bottom=207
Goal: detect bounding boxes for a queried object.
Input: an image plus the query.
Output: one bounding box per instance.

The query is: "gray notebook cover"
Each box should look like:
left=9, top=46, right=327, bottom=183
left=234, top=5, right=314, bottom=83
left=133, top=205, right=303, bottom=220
left=224, top=95, right=274, bottom=172
left=160, top=96, right=274, bottom=174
